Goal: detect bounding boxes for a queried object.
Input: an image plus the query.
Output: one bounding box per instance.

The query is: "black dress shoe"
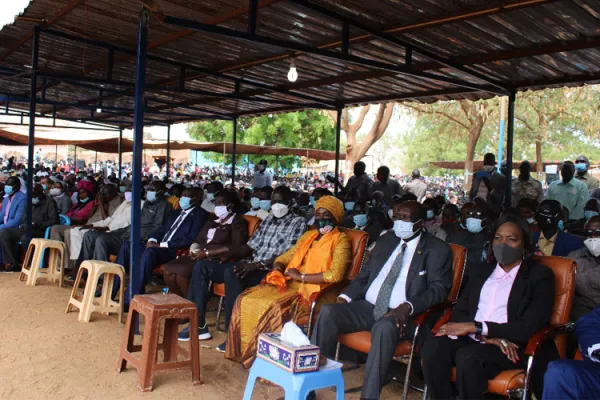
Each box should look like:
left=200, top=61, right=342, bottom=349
left=5, top=264, right=20, bottom=272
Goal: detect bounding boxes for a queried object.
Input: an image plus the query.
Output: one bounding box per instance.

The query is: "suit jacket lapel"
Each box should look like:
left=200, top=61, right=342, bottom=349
left=405, top=233, right=426, bottom=290
left=507, top=262, right=530, bottom=319
left=367, top=234, right=400, bottom=287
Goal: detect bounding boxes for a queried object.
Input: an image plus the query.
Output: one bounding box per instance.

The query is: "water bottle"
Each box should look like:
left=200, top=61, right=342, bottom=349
left=162, top=287, right=169, bottom=295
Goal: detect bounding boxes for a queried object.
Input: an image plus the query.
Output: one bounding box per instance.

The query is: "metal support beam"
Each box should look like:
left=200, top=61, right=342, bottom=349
left=289, top=0, right=510, bottom=93
left=248, top=0, right=259, bottom=34
left=55, top=144, right=58, bottom=166
left=118, top=128, right=123, bottom=180
left=130, top=7, right=149, bottom=301
left=74, top=145, right=77, bottom=169
left=166, top=124, right=171, bottom=179
left=505, top=91, right=516, bottom=209
left=107, top=49, right=114, bottom=81
left=341, top=22, right=350, bottom=55
left=232, top=117, right=238, bottom=185
left=161, top=14, right=505, bottom=95
left=334, top=107, right=342, bottom=196
left=26, top=25, right=40, bottom=242
left=95, top=150, right=98, bottom=173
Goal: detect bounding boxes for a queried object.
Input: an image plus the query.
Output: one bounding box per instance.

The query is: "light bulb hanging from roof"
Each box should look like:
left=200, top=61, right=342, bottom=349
left=287, top=60, right=298, bottom=82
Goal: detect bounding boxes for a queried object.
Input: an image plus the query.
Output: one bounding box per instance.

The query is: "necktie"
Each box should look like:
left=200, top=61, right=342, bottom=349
left=162, top=211, right=187, bottom=242
left=373, top=243, right=407, bottom=320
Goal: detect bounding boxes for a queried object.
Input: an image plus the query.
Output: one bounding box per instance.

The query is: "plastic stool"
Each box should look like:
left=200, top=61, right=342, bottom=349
left=65, top=260, right=125, bottom=323
left=19, top=239, right=66, bottom=287
left=243, top=357, right=344, bottom=400
left=117, top=294, right=201, bottom=392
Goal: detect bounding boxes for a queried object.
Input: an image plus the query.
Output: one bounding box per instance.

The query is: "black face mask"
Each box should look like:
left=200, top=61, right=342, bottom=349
left=493, top=243, right=523, bottom=266
left=536, top=213, right=558, bottom=230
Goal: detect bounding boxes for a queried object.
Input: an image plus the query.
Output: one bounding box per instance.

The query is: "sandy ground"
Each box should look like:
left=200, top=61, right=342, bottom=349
left=0, top=273, right=420, bottom=400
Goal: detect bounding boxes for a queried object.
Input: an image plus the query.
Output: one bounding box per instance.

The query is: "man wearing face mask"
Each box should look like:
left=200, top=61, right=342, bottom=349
left=567, top=216, right=600, bottom=321
left=0, top=176, right=26, bottom=234
left=255, top=186, right=273, bottom=221
left=469, top=153, right=506, bottom=216
left=49, top=181, right=72, bottom=215
left=328, top=161, right=373, bottom=203
left=534, top=200, right=583, bottom=257
left=117, top=187, right=206, bottom=304
left=0, top=184, right=58, bottom=272
left=546, top=161, right=588, bottom=221
left=66, top=184, right=140, bottom=264
left=77, top=181, right=172, bottom=266
left=343, top=189, right=360, bottom=218
left=422, top=198, right=446, bottom=241
left=311, top=200, right=452, bottom=400
left=574, top=155, right=599, bottom=191
left=448, top=202, right=490, bottom=279
left=201, top=181, right=223, bottom=213
left=245, top=187, right=263, bottom=217
left=372, top=166, right=403, bottom=207
left=252, top=159, right=272, bottom=189
left=291, top=191, right=314, bottom=223
left=565, top=199, right=600, bottom=236
left=517, top=198, right=539, bottom=233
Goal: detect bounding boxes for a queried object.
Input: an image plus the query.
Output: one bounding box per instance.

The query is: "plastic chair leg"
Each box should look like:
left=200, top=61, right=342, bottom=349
left=242, top=368, right=259, bottom=400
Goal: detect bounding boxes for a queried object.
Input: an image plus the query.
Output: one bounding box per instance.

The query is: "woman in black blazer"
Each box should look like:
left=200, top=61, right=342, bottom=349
left=421, top=213, right=557, bottom=400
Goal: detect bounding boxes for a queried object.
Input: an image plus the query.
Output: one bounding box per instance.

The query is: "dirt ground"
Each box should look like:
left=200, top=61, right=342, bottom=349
left=0, top=273, right=420, bottom=400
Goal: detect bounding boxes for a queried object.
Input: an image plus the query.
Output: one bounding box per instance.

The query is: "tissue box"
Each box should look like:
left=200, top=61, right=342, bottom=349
left=257, top=333, right=320, bottom=373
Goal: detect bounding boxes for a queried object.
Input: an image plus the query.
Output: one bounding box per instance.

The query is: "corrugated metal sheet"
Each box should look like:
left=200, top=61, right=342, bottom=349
left=0, top=0, right=599, bottom=127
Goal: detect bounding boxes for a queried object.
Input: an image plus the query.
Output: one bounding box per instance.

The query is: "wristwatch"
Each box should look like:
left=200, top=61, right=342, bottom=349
left=474, top=321, right=483, bottom=338
left=204, top=248, right=210, bottom=258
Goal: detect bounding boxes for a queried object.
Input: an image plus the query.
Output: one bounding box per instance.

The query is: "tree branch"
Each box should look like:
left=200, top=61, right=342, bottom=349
left=404, top=103, right=470, bottom=130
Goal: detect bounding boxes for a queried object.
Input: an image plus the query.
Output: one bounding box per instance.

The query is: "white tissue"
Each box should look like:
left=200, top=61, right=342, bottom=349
left=280, top=321, right=311, bottom=347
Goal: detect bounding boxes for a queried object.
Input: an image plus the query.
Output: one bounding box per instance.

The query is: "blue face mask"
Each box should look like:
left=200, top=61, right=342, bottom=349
left=4, top=185, right=13, bottom=195
left=146, top=191, right=157, bottom=202
left=42, top=184, right=48, bottom=192
left=119, top=186, right=127, bottom=193
left=426, top=210, right=435, bottom=220
left=575, top=163, right=587, bottom=172
left=79, top=197, right=90, bottom=204
left=585, top=210, right=599, bottom=220
left=466, top=217, right=483, bottom=233
left=259, top=200, right=272, bottom=211
left=558, top=220, right=564, bottom=231
left=353, top=214, right=368, bottom=227
left=527, top=217, right=535, bottom=224
left=250, top=197, right=260, bottom=209
left=206, top=193, right=215, bottom=201
left=344, top=201, right=355, bottom=211
left=309, top=196, right=316, bottom=207
left=32, top=197, right=40, bottom=205
left=460, top=221, right=466, bottom=230
left=179, top=196, right=192, bottom=210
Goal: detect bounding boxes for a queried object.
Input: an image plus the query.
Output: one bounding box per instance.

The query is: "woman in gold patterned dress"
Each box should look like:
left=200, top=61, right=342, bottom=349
left=225, top=195, right=352, bottom=368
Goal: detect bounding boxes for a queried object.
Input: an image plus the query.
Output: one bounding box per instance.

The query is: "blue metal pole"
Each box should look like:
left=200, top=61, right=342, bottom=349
left=166, top=124, right=171, bottom=179
left=130, top=7, right=149, bottom=300
left=26, top=25, right=40, bottom=241
left=505, top=91, right=516, bottom=210
left=118, top=128, right=123, bottom=179
left=232, top=117, right=237, bottom=186
left=497, top=96, right=507, bottom=172
left=334, top=107, right=342, bottom=195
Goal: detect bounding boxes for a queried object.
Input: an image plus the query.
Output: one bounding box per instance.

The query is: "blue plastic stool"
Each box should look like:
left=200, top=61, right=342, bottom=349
left=242, top=357, right=344, bottom=400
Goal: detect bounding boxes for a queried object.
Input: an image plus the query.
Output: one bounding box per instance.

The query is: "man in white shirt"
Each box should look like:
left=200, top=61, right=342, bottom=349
left=311, top=200, right=453, bottom=400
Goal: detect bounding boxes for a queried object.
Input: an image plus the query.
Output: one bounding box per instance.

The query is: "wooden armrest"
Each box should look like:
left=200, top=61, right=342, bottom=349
left=413, top=301, right=456, bottom=327
left=525, top=322, right=575, bottom=357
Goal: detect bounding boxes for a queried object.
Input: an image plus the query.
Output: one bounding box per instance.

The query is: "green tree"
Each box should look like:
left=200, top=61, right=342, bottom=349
left=186, top=110, right=335, bottom=172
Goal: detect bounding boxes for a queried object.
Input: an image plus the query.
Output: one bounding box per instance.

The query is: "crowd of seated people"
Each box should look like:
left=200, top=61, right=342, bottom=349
left=2, top=154, right=600, bottom=400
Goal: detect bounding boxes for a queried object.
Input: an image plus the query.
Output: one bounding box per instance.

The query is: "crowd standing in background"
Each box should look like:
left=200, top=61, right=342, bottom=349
left=0, top=150, right=599, bottom=400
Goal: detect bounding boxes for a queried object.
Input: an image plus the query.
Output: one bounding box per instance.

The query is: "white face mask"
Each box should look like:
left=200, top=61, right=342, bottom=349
left=393, top=220, right=416, bottom=240
left=584, top=238, right=600, bottom=257
left=214, top=205, right=229, bottom=220
left=124, top=192, right=132, bottom=202
left=271, top=203, right=289, bottom=219
left=49, top=188, right=62, bottom=197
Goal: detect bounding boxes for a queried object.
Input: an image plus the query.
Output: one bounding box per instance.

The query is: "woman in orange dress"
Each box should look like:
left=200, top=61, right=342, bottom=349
left=225, top=196, right=352, bottom=368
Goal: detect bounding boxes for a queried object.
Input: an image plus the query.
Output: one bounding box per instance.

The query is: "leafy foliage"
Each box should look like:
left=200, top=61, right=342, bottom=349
left=187, top=110, right=335, bottom=171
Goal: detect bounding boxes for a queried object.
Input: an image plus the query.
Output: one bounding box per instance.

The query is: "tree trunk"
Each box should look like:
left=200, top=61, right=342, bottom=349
left=465, top=130, right=477, bottom=190
left=535, top=138, right=543, bottom=179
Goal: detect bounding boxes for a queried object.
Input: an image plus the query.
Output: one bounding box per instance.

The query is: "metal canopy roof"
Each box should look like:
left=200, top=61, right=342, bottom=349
left=1, top=0, right=600, bottom=128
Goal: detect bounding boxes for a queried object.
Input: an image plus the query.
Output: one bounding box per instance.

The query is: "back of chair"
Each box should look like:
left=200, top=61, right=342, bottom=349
left=243, top=215, right=262, bottom=238
left=338, top=227, right=368, bottom=281
left=447, top=243, right=467, bottom=302
left=533, top=255, right=577, bottom=357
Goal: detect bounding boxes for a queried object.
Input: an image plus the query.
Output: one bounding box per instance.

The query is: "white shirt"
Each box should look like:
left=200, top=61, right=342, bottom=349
left=339, top=235, right=420, bottom=312
left=92, top=200, right=140, bottom=231
left=148, top=206, right=195, bottom=247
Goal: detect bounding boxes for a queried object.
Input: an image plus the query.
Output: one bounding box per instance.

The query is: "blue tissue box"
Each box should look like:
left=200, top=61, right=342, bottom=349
left=257, top=333, right=320, bottom=373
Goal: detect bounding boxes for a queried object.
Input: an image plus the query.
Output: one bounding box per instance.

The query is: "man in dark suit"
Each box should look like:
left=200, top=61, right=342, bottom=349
left=117, top=187, right=206, bottom=303
left=311, top=200, right=453, bottom=400
left=543, top=307, right=600, bottom=399
left=534, top=199, right=584, bottom=257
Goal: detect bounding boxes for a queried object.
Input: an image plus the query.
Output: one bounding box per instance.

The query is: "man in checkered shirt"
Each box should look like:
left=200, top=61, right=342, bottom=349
left=180, top=186, right=306, bottom=348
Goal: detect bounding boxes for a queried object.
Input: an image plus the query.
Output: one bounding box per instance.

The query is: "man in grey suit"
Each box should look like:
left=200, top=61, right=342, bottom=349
left=311, top=200, right=453, bottom=400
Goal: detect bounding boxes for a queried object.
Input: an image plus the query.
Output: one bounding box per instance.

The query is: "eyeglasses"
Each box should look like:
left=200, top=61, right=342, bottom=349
left=584, top=229, right=600, bottom=238
left=466, top=211, right=484, bottom=218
